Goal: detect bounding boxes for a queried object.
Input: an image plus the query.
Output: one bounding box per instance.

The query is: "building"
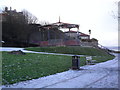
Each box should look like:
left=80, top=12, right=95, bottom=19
left=79, top=32, right=90, bottom=40
left=64, top=30, right=98, bottom=47
left=65, top=30, right=90, bottom=40
left=1, top=7, right=98, bottom=47
left=0, top=7, right=26, bottom=23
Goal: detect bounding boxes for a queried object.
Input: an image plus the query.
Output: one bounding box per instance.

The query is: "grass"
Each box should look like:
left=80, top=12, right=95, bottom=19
left=92, top=55, right=115, bottom=63
left=25, top=46, right=112, bottom=56
left=2, top=46, right=115, bottom=85
left=2, top=51, right=86, bottom=85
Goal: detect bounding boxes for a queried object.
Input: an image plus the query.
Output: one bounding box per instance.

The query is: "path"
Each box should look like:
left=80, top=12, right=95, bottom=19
left=0, top=47, right=85, bottom=57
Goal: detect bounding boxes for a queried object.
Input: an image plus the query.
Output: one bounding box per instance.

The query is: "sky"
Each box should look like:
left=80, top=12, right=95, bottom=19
left=0, top=0, right=119, bottom=46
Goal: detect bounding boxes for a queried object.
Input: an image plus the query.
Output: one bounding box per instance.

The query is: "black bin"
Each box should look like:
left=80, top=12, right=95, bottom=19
left=72, top=55, right=80, bottom=70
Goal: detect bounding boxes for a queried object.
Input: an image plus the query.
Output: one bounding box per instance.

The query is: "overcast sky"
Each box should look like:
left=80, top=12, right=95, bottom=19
left=0, top=0, right=119, bottom=46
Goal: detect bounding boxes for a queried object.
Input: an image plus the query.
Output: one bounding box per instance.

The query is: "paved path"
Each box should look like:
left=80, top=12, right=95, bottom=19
left=0, top=47, right=86, bottom=57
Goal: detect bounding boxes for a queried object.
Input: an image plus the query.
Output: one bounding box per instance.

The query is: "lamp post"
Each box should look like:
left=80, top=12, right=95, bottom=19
left=89, top=29, right=91, bottom=39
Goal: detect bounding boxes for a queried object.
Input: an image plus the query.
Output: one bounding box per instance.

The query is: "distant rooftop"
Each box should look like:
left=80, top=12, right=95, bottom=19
left=65, top=30, right=89, bottom=36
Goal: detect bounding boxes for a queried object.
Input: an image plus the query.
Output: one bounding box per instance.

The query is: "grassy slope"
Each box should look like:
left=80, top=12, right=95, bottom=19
left=25, top=46, right=112, bottom=56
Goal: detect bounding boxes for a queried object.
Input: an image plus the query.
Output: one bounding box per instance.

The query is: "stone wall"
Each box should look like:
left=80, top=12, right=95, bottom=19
left=39, top=39, right=98, bottom=47
left=80, top=41, right=98, bottom=47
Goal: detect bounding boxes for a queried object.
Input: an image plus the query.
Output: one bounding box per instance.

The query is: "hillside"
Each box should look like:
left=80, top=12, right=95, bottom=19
left=25, top=46, right=114, bottom=56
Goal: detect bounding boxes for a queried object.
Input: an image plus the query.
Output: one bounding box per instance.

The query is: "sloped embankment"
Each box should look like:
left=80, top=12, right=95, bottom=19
left=25, top=46, right=114, bottom=56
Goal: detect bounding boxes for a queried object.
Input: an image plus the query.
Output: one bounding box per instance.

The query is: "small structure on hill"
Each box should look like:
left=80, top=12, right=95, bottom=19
left=64, top=30, right=98, bottom=47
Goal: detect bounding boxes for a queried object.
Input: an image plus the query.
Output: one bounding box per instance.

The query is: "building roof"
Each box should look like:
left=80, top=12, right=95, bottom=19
left=80, top=32, right=90, bottom=36
left=65, top=30, right=90, bottom=36
left=52, top=22, right=79, bottom=29
left=64, top=30, right=78, bottom=33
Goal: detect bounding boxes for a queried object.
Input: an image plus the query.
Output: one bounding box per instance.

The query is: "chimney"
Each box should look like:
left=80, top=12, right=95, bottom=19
left=10, top=7, right=12, bottom=11
left=5, top=7, right=8, bottom=11
left=59, top=16, right=61, bottom=23
left=14, top=9, right=16, bottom=12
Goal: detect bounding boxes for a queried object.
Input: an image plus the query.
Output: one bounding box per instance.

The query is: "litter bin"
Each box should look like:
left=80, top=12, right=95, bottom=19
left=72, top=55, right=80, bottom=70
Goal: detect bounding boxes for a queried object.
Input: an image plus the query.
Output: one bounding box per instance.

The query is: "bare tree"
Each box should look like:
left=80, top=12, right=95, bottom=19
left=2, top=7, right=34, bottom=46
left=22, top=9, right=38, bottom=24
left=39, top=20, right=50, bottom=25
left=111, top=1, right=119, bottom=19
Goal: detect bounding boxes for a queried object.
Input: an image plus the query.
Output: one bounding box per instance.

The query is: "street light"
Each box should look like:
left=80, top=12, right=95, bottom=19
left=89, top=29, right=91, bottom=39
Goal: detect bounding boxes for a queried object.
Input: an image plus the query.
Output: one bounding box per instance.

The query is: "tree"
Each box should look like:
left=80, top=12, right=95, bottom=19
left=22, top=9, right=38, bottom=24
left=39, top=21, right=50, bottom=25
left=111, top=1, right=118, bottom=19
left=2, top=7, right=39, bottom=47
